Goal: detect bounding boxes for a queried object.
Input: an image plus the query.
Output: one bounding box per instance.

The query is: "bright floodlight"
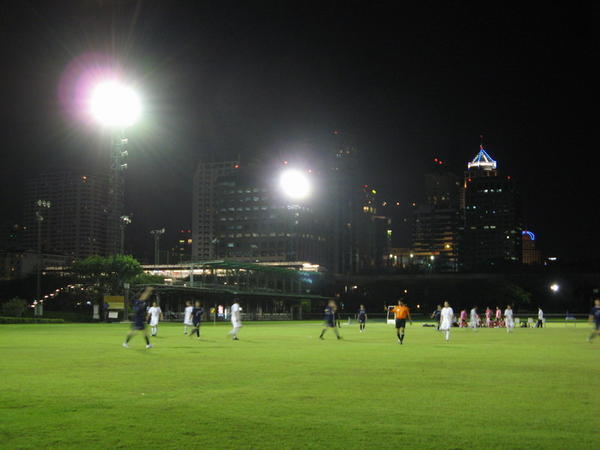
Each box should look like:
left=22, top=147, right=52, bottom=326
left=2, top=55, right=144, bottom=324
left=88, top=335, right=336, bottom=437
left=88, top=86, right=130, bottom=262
left=89, top=81, right=141, bottom=127
left=280, top=169, right=311, bottom=199
left=550, top=283, right=560, bottom=293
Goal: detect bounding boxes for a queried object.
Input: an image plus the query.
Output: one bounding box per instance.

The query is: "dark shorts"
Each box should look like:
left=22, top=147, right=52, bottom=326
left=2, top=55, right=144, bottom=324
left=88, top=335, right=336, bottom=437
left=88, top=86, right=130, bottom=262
left=358, top=316, right=366, bottom=323
left=193, top=320, right=201, bottom=327
left=132, top=321, right=145, bottom=331
left=395, top=318, right=406, bottom=329
left=325, top=318, right=335, bottom=328
left=595, top=321, right=600, bottom=331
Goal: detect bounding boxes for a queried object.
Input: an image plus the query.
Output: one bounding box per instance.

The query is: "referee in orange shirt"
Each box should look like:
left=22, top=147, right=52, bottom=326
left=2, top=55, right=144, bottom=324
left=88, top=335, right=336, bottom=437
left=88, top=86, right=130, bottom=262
left=389, top=300, right=413, bottom=344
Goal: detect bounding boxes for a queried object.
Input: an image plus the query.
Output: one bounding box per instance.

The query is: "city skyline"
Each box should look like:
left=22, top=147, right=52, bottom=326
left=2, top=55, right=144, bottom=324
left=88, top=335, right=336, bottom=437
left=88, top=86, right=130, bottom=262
left=0, top=1, right=596, bottom=261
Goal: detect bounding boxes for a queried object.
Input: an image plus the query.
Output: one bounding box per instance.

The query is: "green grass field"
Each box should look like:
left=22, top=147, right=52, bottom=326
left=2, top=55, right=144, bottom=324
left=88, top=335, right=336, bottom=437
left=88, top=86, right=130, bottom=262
left=1, top=320, right=598, bottom=449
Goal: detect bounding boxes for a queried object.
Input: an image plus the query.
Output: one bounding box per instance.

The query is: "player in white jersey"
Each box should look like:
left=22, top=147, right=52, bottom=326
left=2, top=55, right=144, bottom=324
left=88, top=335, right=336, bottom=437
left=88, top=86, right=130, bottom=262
left=439, top=301, right=454, bottom=342
left=228, top=299, right=242, bottom=340
left=469, top=306, right=479, bottom=330
left=504, top=305, right=514, bottom=333
left=147, top=302, right=163, bottom=337
left=183, top=301, right=193, bottom=335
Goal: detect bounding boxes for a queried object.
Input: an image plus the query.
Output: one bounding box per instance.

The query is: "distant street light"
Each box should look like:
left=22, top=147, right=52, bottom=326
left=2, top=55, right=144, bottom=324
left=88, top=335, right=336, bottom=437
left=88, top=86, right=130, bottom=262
left=150, top=228, right=166, bottom=265
left=550, top=283, right=560, bottom=293
left=88, top=79, right=141, bottom=255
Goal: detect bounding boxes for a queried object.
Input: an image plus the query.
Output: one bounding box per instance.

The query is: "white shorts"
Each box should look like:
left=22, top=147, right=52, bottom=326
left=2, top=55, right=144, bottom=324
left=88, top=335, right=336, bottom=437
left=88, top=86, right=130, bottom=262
left=150, top=318, right=159, bottom=326
left=506, top=319, right=514, bottom=328
left=231, top=321, right=242, bottom=329
left=184, top=320, right=193, bottom=326
left=439, top=319, right=452, bottom=331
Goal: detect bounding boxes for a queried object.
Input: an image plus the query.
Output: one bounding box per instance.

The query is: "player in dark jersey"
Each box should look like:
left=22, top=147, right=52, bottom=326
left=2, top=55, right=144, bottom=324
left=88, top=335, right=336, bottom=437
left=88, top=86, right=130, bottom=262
left=431, top=305, right=442, bottom=330
left=123, top=287, right=153, bottom=349
left=358, top=305, right=367, bottom=332
left=319, top=300, right=341, bottom=340
left=189, top=301, right=204, bottom=339
left=587, top=298, right=600, bottom=343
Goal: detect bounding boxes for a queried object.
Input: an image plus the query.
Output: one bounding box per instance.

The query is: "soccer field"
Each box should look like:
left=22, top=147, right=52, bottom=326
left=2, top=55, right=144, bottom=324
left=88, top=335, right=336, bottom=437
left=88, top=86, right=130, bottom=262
left=1, top=321, right=598, bottom=449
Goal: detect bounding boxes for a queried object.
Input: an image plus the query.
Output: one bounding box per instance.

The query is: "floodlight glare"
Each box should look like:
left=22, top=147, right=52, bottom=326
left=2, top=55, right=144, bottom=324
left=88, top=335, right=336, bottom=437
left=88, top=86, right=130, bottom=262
left=89, top=81, right=141, bottom=127
left=550, top=283, right=560, bottom=293
left=280, top=169, right=311, bottom=199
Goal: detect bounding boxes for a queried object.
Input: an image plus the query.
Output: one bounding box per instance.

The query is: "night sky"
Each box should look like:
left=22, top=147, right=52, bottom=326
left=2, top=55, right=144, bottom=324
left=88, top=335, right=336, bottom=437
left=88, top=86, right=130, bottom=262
left=0, top=1, right=597, bottom=261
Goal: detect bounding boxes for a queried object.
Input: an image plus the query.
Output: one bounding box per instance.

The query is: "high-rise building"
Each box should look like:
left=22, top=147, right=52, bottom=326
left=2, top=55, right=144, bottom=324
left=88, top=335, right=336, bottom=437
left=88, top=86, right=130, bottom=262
left=522, top=230, right=542, bottom=265
left=411, top=160, right=461, bottom=271
left=327, top=136, right=391, bottom=274
left=192, top=160, right=239, bottom=261
left=167, top=228, right=193, bottom=263
left=212, top=164, right=330, bottom=265
left=374, top=216, right=393, bottom=270
left=23, top=171, right=113, bottom=259
left=461, top=146, right=522, bottom=268
left=191, top=135, right=391, bottom=273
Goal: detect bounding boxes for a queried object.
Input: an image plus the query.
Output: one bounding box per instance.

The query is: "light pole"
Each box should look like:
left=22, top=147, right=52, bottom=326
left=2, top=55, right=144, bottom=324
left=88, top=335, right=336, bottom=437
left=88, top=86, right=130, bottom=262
left=35, top=200, right=52, bottom=316
left=89, top=80, right=141, bottom=255
left=150, top=228, right=165, bottom=265
left=119, top=214, right=132, bottom=254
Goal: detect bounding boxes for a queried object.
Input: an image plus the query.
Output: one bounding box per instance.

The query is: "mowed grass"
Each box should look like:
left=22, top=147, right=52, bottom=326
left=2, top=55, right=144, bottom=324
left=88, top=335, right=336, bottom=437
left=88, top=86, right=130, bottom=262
left=0, top=320, right=598, bottom=449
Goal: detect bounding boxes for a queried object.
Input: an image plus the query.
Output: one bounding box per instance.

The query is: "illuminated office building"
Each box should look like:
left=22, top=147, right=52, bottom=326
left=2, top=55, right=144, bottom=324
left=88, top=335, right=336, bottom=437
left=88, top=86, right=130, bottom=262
left=461, top=146, right=522, bottom=268
left=522, top=230, right=542, bottom=265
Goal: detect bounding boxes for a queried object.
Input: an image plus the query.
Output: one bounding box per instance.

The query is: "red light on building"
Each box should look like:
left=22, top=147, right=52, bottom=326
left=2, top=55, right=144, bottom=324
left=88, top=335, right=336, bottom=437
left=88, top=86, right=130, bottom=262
left=434, top=158, right=438, bottom=162
left=283, top=160, right=288, bottom=165
left=233, top=164, right=240, bottom=169
left=507, top=175, right=512, bottom=179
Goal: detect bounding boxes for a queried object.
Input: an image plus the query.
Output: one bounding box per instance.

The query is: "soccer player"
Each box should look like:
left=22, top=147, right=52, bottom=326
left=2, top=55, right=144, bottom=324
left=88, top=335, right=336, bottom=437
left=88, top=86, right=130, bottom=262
left=147, top=301, right=163, bottom=337
left=431, top=305, right=442, bottom=330
left=504, top=305, right=514, bottom=333
left=183, top=300, right=193, bottom=335
left=439, top=301, right=454, bottom=342
left=469, top=306, right=478, bottom=330
left=319, top=300, right=341, bottom=340
left=389, top=300, right=412, bottom=344
left=459, top=309, right=467, bottom=328
left=587, top=298, right=600, bottom=343
left=357, top=304, right=367, bottom=332
left=189, top=301, right=204, bottom=339
left=536, top=307, right=544, bottom=328
left=485, top=307, right=492, bottom=327
left=228, top=299, right=242, bottom=340
left=123, top=287, right=154, bottom=348
left=495, top=306, right=502, bottom=325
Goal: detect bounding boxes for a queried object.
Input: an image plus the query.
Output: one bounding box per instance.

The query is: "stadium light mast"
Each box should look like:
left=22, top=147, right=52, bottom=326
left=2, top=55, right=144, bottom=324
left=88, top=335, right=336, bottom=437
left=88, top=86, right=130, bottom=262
left=35, top=200, right=52, bottom=317
left=120, top=214, right=133, bottom=254
left=150, top=228, right=166, bottom=265
left=88, top=80, right=141, bottom=255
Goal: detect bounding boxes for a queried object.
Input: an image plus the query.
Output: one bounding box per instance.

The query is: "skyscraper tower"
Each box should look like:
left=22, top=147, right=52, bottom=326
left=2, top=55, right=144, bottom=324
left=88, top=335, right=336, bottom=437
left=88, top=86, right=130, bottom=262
left=411, top=158, right=461, bottom=271
left=461, top=144, right=522, bottom=269
left=192, top=160, right=240, bottom=261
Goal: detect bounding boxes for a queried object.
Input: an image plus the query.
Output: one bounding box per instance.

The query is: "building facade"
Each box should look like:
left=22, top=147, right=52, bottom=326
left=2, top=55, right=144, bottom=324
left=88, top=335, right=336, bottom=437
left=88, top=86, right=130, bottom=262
left=411, top=161, right=462, bottom=272
left=212, top=165, right=331, bottom=266
left=192, top=160, right=239, bottom=261
left=23, top=171, right=113, bottom=259
left=522, top=230, right=542, bottom=265
left=461, top=146, right=522, bottom=269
